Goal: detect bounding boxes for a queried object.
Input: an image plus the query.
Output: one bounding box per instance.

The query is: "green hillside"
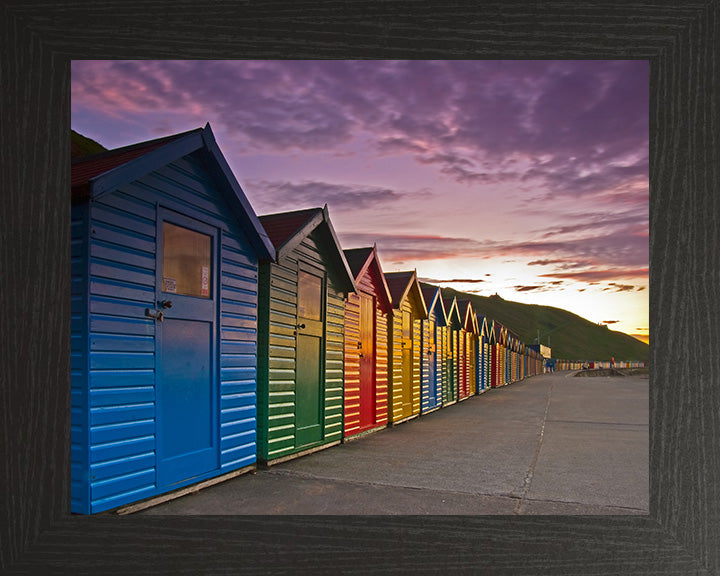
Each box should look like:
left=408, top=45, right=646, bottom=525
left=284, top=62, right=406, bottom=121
left=71, top=130, right=106, bottom=157
left=439, top=286, right=649, bottom=363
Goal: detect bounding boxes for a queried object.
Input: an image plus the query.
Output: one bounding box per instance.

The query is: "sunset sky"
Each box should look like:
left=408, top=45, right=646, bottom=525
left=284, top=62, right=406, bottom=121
left=71, top=60, right=649, bottom=342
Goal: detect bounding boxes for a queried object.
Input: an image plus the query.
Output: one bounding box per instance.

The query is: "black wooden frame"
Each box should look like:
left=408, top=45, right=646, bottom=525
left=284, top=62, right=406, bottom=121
left=1, top=2, right=717, bottom=573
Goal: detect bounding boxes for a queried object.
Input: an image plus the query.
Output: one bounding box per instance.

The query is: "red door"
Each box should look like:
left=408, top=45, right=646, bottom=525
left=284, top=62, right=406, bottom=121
left=358, top=293, right=376, bottom=431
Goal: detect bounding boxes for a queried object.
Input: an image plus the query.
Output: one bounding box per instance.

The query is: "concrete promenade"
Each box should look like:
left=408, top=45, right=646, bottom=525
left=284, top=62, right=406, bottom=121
left=137, top=370, right=648, bottom=515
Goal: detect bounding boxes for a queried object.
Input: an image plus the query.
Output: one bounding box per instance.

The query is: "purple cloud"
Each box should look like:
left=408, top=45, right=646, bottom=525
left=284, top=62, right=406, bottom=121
left=539, top=269, right=648, bottom=282
left=527, top=259, right=566, bottom=266
left=73, top=61, right=648, bottom=191
left=603, top=283, right=638, bottom=293
left=419, top=277, right=486, bottom=284
left=247, top=179, right=406, bottom=213
left=339, top=232, right=486, bottom=263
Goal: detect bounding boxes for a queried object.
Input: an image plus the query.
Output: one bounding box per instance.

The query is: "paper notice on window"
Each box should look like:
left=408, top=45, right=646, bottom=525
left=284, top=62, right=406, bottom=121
left=163, top=277, right=177, bottom=293
left=201, top=266, right=209, bottom=296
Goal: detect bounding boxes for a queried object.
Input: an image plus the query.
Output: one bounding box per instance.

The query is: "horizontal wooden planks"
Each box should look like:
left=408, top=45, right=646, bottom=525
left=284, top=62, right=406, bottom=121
left=343, top=268, right=389, bottom=438
left=70, top=203, right=89, bottom=513
left=389, top=297, right=422, bottom=423
left=73, top=151, right=262, bottom=513
left=259, top=229, right=348, bottom=462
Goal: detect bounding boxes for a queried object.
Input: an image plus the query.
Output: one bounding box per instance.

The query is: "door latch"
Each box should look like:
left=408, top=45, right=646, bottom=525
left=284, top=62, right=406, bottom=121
left=145, top=308, right=164, bottom=322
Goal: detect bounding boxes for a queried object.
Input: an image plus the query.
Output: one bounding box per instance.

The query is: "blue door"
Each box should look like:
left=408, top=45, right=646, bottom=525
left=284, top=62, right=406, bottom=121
left=426, top=320, right=437, bottom=409
left=155, top=209, right=218, bottom=488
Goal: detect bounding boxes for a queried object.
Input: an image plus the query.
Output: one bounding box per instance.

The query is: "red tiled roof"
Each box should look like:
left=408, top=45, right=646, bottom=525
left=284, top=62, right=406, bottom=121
left=258, top=207, right=323, bottom=250
left=384, top=271, right=415, bottom=305
left=343, top=247, right=374, bottom=279
left=71, top=128, right=199, bottom=198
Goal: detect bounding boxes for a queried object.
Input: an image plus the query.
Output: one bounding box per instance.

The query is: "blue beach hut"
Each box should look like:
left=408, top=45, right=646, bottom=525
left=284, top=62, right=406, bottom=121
left=419, top=282, right=447, bottom=414
left=70, top=124, right=274, bottom=514
left=475, top=315, right=490, bottom=393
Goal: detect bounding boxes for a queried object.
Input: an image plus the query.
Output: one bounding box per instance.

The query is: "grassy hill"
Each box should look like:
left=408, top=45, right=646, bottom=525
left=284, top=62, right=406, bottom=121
left=439, top=286, right=649, bottom=363
left=71, top=130, right=106, bottom=157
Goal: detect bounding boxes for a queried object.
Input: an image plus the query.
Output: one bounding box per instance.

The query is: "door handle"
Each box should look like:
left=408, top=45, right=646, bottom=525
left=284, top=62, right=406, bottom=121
left=296, top=323, right=306, bottom=329
left=159, top=299, right=173, bottom=309
left=145, top=308, right=163, bottom=322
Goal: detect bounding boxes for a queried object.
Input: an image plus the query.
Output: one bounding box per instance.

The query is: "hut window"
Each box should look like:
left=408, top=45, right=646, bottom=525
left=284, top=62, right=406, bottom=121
left=162, top=222, right=212, bottom=298
left=297, top=270, right=322, bottom=321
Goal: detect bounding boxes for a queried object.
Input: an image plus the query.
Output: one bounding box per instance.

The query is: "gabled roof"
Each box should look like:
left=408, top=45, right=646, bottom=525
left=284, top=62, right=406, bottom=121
left=71, top=128, right=199, bottom=195
left=476, top=314, right=490, bottom=339
left=343, top=245, right=392, bottom=313
left=70, top=123, right=275, bottom=262
left=419, top=282, right=447, bottom=326
left=442, top=294, right=461, bottom=328
left=456, top=299, right=477, bottom=334
left=488, top=319, right=497, bottom=344
left=259, top=205, right=356, bottom=295
left=384, top=270, right=428, bottom=319
left=493, top=321, right=507, bottom=345
left=343, top=246, right=374, bottom=278
left=499, top=324, right=509, bottom=345
left=259, top=207, right=324, bottom=251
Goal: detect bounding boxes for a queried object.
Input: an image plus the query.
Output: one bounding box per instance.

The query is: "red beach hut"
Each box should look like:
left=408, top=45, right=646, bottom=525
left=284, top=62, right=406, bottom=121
left=342, top=246, right=393, bottom=439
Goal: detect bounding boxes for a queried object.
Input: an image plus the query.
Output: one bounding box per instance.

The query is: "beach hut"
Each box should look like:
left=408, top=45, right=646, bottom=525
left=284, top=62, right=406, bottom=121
left=467, top=307, right=478, bottom=396
left=70, top=124, right=275, bottom=514
left=442, top=295, right=461, bottom=405
left=475, top=315, right=490, bottom=393
left=419, top=283, right=447, bottom=414
left=507, top=330, right=519, bottom=383
left=257, top=206, right=355, bottom=464
left=456, top=300, right=477, bottom=400
left=342, top=246, right=392, bottom=439
left=492, top=321, right=508, bottom=387
left=385, top=271, right=428, bottom=424
left=488, top=320, right=498, bottom=388
left=502, top=327, right=511, bottom=385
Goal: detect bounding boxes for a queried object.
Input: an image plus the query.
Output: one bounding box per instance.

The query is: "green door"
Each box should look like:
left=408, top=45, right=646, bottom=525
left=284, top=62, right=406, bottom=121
left=295, top=268, right=324, bottom=448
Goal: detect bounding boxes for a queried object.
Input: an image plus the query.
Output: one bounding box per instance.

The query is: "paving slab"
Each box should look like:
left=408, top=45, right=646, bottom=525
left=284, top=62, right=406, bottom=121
left=136, top=370, right=649, bottom=516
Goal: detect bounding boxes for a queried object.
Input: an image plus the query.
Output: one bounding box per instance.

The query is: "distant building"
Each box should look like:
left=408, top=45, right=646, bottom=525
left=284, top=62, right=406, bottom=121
left=528, top=343, right=552, bottom=359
